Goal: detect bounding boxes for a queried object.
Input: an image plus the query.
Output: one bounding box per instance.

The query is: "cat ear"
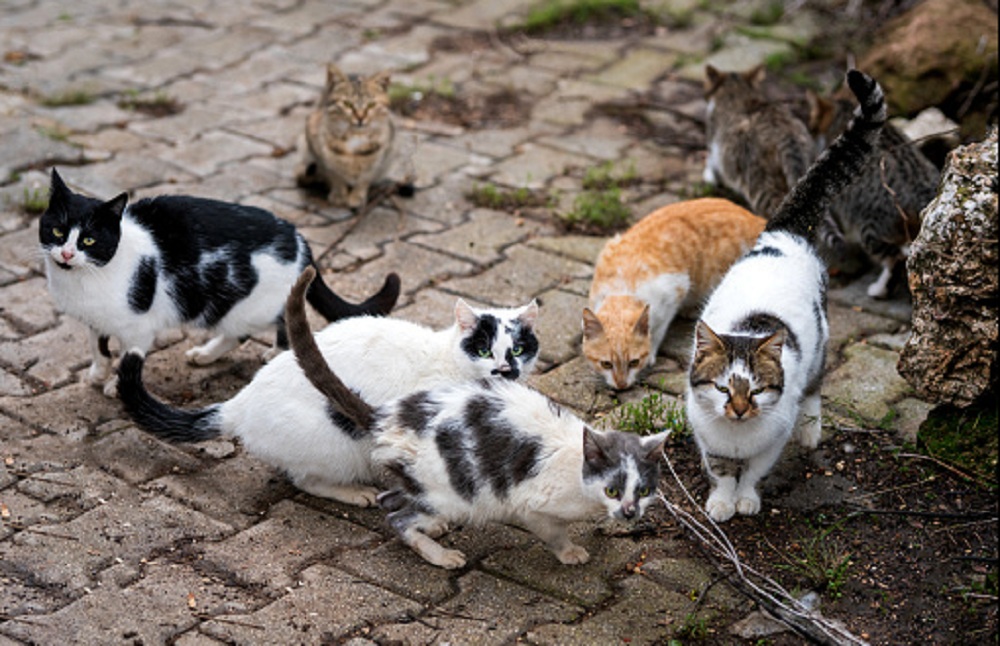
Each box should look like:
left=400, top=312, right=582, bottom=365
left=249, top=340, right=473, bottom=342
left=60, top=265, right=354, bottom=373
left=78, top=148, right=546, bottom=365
left=581, top=308, right=604, bottom=339
left=103, top=192, right=129, bottom=220
left=633, top=304, right=651, bottom=337
left=582, top=428, right=610, bottom=468
left=518, top=299, right=539, bottom=329
left=745, top=64, right=766, bottom=87
left=368, top=70, right=392, bottom=93
left=806, top=90, right=835, bottom=135
left=454, top=299, right=479, bottom=333
left=704, top=65, right=723, bottom=93
left=694, top=321, right=724, bottom=354
left=325, top=64, right=348, bottom=89
left=755, top=330, right=785, bottom=362
left=49, top=168, right=70, bottom=200
left=642, top=430, right=669, bottom=462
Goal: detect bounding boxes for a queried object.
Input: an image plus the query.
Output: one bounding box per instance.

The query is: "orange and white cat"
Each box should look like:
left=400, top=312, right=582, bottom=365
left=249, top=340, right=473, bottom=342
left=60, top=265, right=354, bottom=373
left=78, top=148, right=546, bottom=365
left=582, top=198, right=765, bottom=390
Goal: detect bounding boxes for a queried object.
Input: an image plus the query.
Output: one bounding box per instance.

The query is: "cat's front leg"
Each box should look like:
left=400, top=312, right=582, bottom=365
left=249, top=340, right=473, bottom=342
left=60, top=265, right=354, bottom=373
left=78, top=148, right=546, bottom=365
left=85, top=329, right=112, bottom=389
left=795, top=392, right=822, bottom=449
left=703, top=453, right=740, bottom=521
left=186, top=334, right=241, bottom=365
left=345, top=182, right=370, bottom=210
left=295, top=476, right=380, bottom=507
left=733, top=439, right=787, bottom=517
left=390, top=511, right=466, bottom=569
left=522, top=513, right=590, bottom=565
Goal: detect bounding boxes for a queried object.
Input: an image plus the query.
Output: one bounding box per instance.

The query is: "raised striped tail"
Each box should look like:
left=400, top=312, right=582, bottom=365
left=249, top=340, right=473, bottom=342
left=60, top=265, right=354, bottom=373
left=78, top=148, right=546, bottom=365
left=765, top=69, right=887, bottom=241
left=117, top=352, right=223, bottom=442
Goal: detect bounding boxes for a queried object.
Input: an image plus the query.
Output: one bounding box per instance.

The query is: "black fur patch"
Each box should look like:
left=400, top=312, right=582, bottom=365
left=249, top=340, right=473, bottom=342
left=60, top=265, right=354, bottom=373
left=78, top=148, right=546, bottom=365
left=460, top=313, right=498, bottom=361
left=326, top=404, right=365, bottom=440
left=397, top=391, right=438, bottom=435
left=744, top=245, right=784, bottom=259
left=435, top=421, right=478, bottom=501
left=734, top=312, right=800, bottom=356
left=128, top=256, right=158, bottom=313
left=465, top=394, right=541, bottom=498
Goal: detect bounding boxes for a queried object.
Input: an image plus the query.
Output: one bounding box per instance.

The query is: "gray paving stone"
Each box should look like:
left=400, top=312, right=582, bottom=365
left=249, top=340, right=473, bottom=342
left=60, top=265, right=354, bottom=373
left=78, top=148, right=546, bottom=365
left=409, top=207, right=543, bottom=267
left=199, top=564, right=422, bottom=643
left=587, top=46, right=679, bottom=89
left=444, top=244, right=592, bottom=305
left=823, top=343, right=916, bottom=423
left=489, top=142, right=588, bottom=189
left=533, top=287, right=586, bottom=365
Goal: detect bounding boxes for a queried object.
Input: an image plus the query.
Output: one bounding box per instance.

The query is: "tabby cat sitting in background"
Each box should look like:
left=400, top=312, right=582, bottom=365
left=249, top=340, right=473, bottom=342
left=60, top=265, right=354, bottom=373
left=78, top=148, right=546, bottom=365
left=296, top=64, right=396, bottom=210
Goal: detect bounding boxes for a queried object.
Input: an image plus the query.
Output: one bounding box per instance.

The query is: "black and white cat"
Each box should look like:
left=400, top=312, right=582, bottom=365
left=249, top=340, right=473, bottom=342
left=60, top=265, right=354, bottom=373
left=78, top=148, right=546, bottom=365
left=116, top=268, right=540, bottom=507
left=285, top=268, right=668, bottom=569
left=686, top=70, right=886, bottom=522
left=39, top=169, right=399, bottom=395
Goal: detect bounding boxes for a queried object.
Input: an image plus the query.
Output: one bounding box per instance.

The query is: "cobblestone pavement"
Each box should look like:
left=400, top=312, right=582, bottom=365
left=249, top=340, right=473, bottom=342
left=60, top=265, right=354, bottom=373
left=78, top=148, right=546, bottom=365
left=0, top=1, right=932, bottom=643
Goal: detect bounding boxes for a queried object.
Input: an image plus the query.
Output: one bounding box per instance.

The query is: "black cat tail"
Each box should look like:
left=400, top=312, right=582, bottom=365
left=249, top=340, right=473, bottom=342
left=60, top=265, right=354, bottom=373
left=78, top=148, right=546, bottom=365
left=287, top=268, right=377, bottom=432
left=306, top=265, right=401, bottom=322
left=766, top=69, right=887, bottom=242
left=117, top=352, right=223, bottom=442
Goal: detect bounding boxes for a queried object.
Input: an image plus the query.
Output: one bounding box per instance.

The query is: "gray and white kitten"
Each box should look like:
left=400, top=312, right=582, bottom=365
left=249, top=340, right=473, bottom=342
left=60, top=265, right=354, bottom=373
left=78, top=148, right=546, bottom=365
left=117, top=270, right=539, bottom=507
left=287, top=268, right=668, bottom=569
left=687, top=70, right=886, bottom=522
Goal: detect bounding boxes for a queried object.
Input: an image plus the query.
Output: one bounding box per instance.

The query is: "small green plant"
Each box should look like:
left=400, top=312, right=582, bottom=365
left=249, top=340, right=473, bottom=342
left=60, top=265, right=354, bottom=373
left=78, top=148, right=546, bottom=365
left=776, top=522, right=853, bottom=599
left=918, top=399, right=998, bottom=486
left=21, top=187, right=49, bottom=215
left=749, top=0, right=784, bottom=26
left=117, top=90, right=183, bottom=117
left=560, top=187, right=630, bottom=231
left=581, top=159, right=638, bottom=191
left=466, top=182, right=553, bottom=211
left=388, top=77, right=456, bottom=108
left=35, top=125, right=71, bottom=143
left=520, top=0, right=644, bottom=33
left=674, top=611, right=709, bottom=640
left=609, top=386, right=688, bottom=437
left=40, top=89, right=95, bottom=107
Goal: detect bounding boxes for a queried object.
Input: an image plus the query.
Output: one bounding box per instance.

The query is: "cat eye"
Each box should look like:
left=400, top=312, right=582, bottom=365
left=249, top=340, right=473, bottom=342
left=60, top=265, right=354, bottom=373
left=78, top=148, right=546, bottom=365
left=600, top=361, right=613, bottom=370
left=637, top=486, right=651, bottom=497
left=81, top=237, right=95, bottom=246
left=628, top=359, right=641, bottom=369
left=715, top=384, right=730, bottom=394
left=511, top=345, right=523, bottom=357
left=52, top=227, right=64, bottom=238
left=477, top=348, right=492, bottom=359
left=750, top=387, right=766, bottom=396
left=604, top=486, right=620, bottom=499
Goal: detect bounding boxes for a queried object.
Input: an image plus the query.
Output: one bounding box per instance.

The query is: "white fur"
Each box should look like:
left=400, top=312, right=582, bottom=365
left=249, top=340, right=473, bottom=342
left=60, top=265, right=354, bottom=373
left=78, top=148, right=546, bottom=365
left=44, top=212, right=307, bottom=394
left=213, top=305, right=538, bottom=506
left=686, top=231, right=828, bottom=521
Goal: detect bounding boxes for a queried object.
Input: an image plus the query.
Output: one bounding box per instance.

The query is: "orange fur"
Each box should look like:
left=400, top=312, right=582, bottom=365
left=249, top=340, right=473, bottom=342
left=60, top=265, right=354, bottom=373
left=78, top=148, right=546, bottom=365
left=583, top=198, right=765, bottom=390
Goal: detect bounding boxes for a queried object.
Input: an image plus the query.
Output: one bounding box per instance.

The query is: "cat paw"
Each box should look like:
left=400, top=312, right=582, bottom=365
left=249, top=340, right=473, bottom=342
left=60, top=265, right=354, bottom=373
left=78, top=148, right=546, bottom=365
left=705, top=497, right=736, bottom=522
left=185, top=346, right=219, bottom=366
left=101, top=375, right=119, bottom=398
left=430, top=548, right=467, bottom=570
left=555, top=544, right=590, bottom=565
left=422, top=518, right=450, bottom=539
left=735, top=493, right=761, bottom=516
left=866, top=282, right=889, bottom=300
left=341, top=486, right=380, bottom=507
left=87, top=362, right=110, bottom=387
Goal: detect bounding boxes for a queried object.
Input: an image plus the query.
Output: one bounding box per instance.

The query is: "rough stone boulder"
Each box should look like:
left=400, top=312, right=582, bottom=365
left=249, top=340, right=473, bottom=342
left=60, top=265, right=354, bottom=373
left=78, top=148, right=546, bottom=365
left=898, top=128, right=998, bottom=407
left=858, top=0, right=998, bottom=139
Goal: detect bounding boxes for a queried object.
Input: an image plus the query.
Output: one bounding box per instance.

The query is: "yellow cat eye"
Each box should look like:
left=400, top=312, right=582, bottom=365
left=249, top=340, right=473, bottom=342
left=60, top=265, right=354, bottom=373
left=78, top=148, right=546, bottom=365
left=637, top=487, right=651, bottom=497
left=715, top=384, right=730, bottom=394
left=81, top=237, right=95, bottom=246
left=604, top=486, right=620, bottom=499
left=750, top=387, right=765, bottom=396
left=52, top=227, right=64, bottom=238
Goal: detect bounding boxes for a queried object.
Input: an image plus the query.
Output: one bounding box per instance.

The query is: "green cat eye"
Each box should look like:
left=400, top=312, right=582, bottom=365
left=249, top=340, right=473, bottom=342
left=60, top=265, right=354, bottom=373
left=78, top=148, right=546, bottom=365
left=750, top=387, right=765, bottom=396
left=511, top=345, right=523, bottom=357
left=477, top=348, right=492, bottom=359
left=637, top=486, right=651, bottom=497
left=52, top=227, right=64, bottom=238
left=715, top=384, right=729, bottom=394
left=81, top=237, right=95, bottom=246
left=604, top=486, right=620, bottom=499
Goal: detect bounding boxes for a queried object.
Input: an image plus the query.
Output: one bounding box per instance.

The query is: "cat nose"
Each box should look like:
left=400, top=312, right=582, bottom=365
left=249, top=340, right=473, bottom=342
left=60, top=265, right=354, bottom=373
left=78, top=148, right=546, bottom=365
left=60, top=249, right=74, bottom=262
left=622, top=502, right=637, bottom=519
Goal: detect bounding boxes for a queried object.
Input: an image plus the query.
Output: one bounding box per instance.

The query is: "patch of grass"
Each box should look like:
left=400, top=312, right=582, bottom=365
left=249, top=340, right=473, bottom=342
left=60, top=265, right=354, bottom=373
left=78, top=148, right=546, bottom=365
left=918, top=397, right=998, bottom=487
left=466, top=182, right=553, bottom=211
left=609, top=386, right=688, bottom=437
left=21, top=187, right=49, bottom=215
left=560, top=186, right=630, bottom=231
left=388, top=77, right=455, bottom=108
left=674, top=611, right=709, bottom=640
left=776, top=520, right=853, bottom=599
left=520, top=0, right=644, bottom=33
left=40, top=89, right=95, bottom=107
left=35, top=125, right=71, bottom=143
left=749, top=0, right=784, bottom=26
left=117, top=90, right=183, bottom=117
left=581, top=159, right=638, bottom=191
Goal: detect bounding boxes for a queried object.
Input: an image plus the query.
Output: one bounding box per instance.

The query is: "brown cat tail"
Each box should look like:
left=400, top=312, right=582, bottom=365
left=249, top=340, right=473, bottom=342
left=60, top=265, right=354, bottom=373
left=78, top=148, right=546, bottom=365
left=306, top=266, right=401, bottom=321
left=286, top=267, right=377, bottom=431
left=765, top=69, right=886, bottom=242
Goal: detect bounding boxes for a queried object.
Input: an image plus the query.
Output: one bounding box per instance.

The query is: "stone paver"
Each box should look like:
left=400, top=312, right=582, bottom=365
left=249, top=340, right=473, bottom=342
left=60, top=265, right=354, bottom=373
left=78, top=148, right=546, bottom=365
left=0, top=1, right=933, bottom=643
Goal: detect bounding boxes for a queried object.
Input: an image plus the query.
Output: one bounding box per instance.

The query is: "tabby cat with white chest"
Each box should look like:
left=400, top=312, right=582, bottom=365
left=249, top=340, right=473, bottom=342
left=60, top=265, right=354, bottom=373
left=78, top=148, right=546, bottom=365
left=117, top=268, right=540, bottom=507
left=807, top=88, right=940, bottom=298
left=687, top=70, right=886, bottom=522
left=295, top=64, right=395, bottom=210
left=39, top=169, right=399, bottom=396
left=702, top=64, right=816, bottom=218
left=285, top=269, right=668, bottom=569
left=583, top=198, right=765, bottom=390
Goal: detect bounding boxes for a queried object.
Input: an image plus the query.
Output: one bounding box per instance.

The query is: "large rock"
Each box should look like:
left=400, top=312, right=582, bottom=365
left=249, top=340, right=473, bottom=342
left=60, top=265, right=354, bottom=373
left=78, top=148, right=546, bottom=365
left=858, top=0, right=998, bottom=138
left=898, top=128, right=998, bottom=407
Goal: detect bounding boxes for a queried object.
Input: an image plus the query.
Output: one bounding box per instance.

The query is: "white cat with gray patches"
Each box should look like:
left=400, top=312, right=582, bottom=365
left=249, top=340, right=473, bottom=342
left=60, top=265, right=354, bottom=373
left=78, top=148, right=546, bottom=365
left=117, top=274, right=540, bottom=507
left=39, top=169, right=400, bottom=396
left=687, top=70, right=887, bottom=522
left=285, top=268, right=668, bottom=569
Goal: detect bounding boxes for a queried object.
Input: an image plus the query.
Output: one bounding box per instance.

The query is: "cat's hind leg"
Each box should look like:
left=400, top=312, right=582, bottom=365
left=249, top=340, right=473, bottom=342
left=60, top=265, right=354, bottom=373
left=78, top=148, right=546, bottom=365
left=186, top=334, right=241, bottom=365
left=389, top=509, right=466, bottom=569
left=866, top=258, right=895, bottom=299
left=795, top=391, right=822, bottom=449
left=522, top=513, right=590, bottom=564
left=85, top=329, right=113, bottom=389
left=295, top=475, right=379, bottom=507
